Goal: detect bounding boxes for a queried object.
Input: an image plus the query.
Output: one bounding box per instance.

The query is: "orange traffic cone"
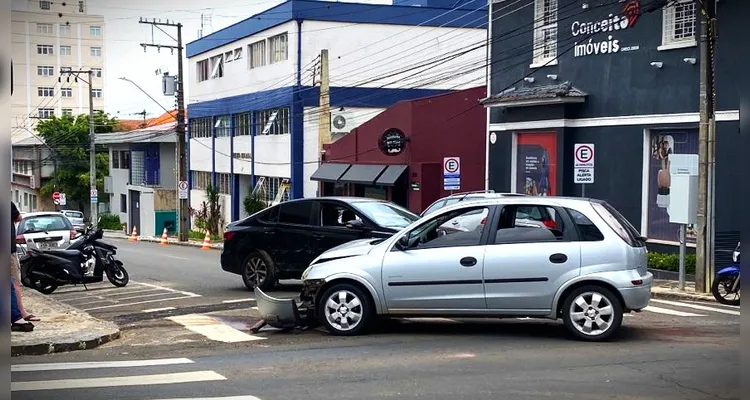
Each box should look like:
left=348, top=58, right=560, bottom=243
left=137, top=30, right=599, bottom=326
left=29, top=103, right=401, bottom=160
left=129, top=226, right=138, bottom=242
left=160, top=228, right=169, bottom=245
left=201, top=232, right=211, bottom=250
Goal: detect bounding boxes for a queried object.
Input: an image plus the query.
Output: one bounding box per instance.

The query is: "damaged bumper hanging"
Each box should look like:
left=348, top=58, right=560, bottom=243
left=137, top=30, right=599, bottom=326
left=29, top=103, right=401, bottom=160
left=250, top=287, right=318, bottom=333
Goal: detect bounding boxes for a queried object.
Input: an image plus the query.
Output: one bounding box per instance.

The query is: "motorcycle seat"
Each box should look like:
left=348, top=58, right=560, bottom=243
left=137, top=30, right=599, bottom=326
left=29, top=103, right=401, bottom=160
left=43, top=249, right=83, bottom=258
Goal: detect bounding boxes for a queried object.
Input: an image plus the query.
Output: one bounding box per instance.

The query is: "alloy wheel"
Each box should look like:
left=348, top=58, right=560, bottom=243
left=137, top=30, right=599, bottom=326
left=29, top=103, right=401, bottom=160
left=245, top=257, right=267, bottom=287
left=323, top=290, right=363, bottom=332
left=568, top=291, right=616, bottom=336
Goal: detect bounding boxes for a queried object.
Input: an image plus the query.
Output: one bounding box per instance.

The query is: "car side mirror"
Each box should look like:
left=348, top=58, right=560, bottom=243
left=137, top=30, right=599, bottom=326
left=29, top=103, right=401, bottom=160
left=345, top=219, right=366, bottom=230
left=395, top=235, right=410, bottom=250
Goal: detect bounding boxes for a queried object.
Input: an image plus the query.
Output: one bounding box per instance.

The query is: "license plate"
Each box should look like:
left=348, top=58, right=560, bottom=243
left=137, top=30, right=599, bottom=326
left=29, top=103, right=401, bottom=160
left=37, top=242, right=57, bottom=250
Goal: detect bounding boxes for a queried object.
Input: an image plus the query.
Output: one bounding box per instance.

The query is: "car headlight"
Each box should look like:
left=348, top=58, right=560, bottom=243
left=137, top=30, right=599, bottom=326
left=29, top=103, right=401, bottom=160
left=301, top=265, right=313, bottom=280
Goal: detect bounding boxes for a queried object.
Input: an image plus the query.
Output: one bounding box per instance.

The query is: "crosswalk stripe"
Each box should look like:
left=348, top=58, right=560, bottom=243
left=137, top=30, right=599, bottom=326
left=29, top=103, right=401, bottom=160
left=167, top=314, right=266, bottom=343
left=11, top=371, right=226, bottom=391
left=643, top=305, right=706, bottom=317
left=149, top=397, right=262, bottom=400
left=650, top=299, right=741, bottom=316
left=222, top=298, right=255, bottom=304
left=12, top=358, right=194, bottom=372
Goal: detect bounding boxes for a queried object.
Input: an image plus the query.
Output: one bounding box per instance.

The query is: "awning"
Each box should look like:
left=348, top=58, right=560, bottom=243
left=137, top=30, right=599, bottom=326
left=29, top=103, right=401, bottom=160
left=310, top=163, right=351, bottom=182
left=375, top=165, right=408, bottom=186
left=339, top=164, right=388, bottom=185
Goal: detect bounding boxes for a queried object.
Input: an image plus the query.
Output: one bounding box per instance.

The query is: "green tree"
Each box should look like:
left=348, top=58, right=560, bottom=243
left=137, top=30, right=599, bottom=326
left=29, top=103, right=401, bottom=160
left=243, top=186, right=267, bottom=217
left=36, top=111, right=116, bottom=210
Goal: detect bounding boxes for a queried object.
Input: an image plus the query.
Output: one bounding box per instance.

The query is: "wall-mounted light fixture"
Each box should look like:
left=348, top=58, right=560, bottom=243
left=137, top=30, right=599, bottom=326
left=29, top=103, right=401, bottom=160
left=650, top=61, right=663, bottom=69
left=546, top=74, right=558, bottom=80
left=683, top=57, right=696, bottom=65
left=523, top=77, right=535, bottom=83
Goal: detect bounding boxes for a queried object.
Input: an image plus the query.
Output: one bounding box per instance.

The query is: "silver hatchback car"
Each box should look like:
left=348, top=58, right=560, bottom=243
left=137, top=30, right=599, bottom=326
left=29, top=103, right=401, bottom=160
left=300, top=197, right=653, bottom=341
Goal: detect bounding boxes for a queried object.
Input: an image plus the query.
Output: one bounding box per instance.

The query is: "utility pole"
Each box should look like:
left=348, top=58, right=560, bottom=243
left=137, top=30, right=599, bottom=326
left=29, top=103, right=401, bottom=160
left=695, top=0, right=717, bottom=293
left=316, top=49, right=330, bottom=196
left=138, top=18, right=189, bottom=242
left=59, top=69, right=96, bottom=221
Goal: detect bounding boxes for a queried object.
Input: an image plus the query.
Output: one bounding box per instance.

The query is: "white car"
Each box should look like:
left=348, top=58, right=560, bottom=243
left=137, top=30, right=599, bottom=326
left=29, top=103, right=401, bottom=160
left=16, top=212, right=78, bottom=253
left=60, top=210, right=86, bottom=231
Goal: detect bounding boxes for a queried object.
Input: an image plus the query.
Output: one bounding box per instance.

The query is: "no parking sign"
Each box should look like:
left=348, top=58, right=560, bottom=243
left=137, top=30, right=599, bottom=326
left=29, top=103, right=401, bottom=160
left=574, top=144, right=595, bottom=184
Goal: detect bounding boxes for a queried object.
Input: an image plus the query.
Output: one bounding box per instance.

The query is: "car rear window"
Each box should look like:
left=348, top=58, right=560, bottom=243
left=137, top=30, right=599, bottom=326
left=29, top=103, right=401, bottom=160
left=64, top=211, right=83, bottom=219
left=591, top=201, right=645, bottom=247
left=19, top=215, right=72, bottom=233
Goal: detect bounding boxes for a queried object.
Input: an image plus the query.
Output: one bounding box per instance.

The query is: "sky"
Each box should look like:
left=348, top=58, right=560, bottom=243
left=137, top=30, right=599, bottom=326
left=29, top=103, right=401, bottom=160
left=90, top=0, right=286, bottom=120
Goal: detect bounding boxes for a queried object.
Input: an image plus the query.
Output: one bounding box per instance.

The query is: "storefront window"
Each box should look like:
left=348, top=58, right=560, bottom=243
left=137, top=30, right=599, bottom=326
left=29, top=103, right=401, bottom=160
left=515, top=132, right=557, bottom=196
left=647, top=131, right=698, bottom=243
left=351, top=201, right=419, bottom=230
left=364, top=186, right=387, bottom=200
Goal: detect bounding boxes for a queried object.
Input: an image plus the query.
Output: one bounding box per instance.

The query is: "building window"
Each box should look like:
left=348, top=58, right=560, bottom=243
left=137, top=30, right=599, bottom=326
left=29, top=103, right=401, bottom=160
left=661, top=0, right=696, bottom=48
left=217, top=173, right=231, bottom=195
left=90, top=47, right=102, bottom=57
left=91, top=68, right=102, bottom=77
left=249, top=40, right=266, bottom=69
left=38, top=108, right=54, bottom=119
left=191, top=171, right=211, bottom=190
left=90, top=25, right=101, bottom=36
left=196, top=59, right=209, bottom=82
left=233, top=113, right=250, bottom=136
left=39, top=0, right=51, bottom=10
left=120, top=151, right=130, bottom=169
left=78, top=0, right=84, bottom=12
left=233, top=47, right=243, bottom=61
left=36, top=23, right=53, bottom=34
left=255, top=107, right=290, bottom=135
left=92, top=88, right=102, bottom=98
left=210, top=54, right=223, bottom=79
left=120, top=194, right=127, bottom=212
left=62, top=108, right=73, bottom=116
left=214, top=115, right=231, bottom=137
left=269, top=33, right=288, bottom=64
left=59, top=23, right=71, bottom=36
left=38, top=87, right=55, bottom=97
left=30, top=195, right=37, bottom=211
left=60, top=45, right=71, bottom=56
left=112, top=150, right=120, bottom=168
left=257, top=176, right=290, bottom=204
left=61, top=87, right=73, bottom=97
left=37, top=66, right=54, bottom=76
left=37, top=45, right=54, bottom=55
left=224, top=51, right=234, bottom=63
left=189, top=117, right=212, bottom=138
left=532, top=0, right=558, bottom=66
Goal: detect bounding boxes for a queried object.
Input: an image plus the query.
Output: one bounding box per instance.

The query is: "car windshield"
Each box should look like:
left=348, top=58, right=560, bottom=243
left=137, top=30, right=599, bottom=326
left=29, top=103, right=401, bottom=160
left=19, top=215, right=72, bottom=234
left=64, top=211, right=83, bottom=219
left=351, top=202, right=419, bottom=229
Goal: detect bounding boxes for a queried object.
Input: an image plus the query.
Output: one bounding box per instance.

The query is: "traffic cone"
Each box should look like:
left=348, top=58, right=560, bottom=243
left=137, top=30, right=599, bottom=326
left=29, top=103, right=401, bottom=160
left=160, top=228, right=169, bottom=245
left=129, top=226, right=138, bottom=242
left=201, top=232, right=212, bottom=250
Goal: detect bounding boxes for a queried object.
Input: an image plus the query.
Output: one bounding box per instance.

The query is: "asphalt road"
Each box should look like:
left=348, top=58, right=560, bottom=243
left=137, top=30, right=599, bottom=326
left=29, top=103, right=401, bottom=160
left=12, top=237, right=741, bottom=399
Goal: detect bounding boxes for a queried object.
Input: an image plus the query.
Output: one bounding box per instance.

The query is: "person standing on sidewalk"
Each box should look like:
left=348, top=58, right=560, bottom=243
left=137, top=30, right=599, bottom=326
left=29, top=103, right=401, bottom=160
left=11, top=279, right=33, bottom=332
left=11, top=202, right=39, bottom=322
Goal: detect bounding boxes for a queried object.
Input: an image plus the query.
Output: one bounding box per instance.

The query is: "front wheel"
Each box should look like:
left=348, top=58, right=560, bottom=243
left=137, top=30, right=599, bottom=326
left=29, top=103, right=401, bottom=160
left=106, top=260, right=129, bottom=287
left=33, top=279, right=58, bottom=295
left=712, top=275, right=740, bottom=306
left=561, top=285, right=623, bottom=342
left=317, top=283, right=373, bottom=336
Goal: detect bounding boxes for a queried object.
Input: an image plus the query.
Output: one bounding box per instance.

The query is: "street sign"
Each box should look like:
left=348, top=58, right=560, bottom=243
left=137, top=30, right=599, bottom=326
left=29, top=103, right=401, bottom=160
left=443, top=157, right=461, bottom=191
left=58, top=193, right=66, bottom=206
left=574, top=144, right=595, bottom=185
left=52, top=192, right=60, bottom=201
left=178, top=180, right=189, bottom=199
left=90, top=188, right=98, bottom=204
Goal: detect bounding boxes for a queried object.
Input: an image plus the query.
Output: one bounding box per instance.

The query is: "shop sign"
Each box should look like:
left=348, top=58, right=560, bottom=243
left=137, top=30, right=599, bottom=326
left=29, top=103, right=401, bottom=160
left=572, top=0, right=641, bottom=57
left=411, top=182, right=421, bottom=191
left=379, top=128, right=406, bottom=156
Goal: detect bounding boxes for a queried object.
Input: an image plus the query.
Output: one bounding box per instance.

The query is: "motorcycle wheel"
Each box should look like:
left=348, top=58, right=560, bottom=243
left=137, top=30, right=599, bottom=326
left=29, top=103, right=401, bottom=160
left=106, top=260, right=129, bottom=287
left=33, top=279, right=58, bottom=295
left=712, top=275, right=740, bottom=306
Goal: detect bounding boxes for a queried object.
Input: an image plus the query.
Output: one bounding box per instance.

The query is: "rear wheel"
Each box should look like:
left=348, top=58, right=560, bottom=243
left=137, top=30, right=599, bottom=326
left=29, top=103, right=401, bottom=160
left=33, top=279, right=58, bottom=295
left=712, top=276, right=740, bottom=306
left=562, top=285, right=623, bottom=342
left=242, top=251, right=276, bottom=291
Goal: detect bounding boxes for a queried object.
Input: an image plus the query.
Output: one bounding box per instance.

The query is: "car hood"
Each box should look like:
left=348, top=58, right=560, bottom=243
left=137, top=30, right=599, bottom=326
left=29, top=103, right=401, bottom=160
left=312, top=238, right=384, bottom=264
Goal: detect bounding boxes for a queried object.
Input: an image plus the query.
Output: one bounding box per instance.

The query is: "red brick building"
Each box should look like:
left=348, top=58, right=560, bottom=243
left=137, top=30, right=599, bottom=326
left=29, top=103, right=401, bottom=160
left=310, top=86, right=487, bottom=214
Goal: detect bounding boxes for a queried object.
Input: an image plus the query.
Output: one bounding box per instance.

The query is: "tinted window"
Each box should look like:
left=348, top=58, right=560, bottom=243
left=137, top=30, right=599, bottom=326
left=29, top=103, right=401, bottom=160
left=19, top=215, right=72, bottom=233
left=351, top=201, right=418, bottom=229
left=421, top=200, right=445, bottom=216
left=494, top=205, right=566, bottom=244
left=566, top=208, right=604, bottom=241
left=278, top=201, right=312, bottom=225
left=319, top=203, right=361, bottom=227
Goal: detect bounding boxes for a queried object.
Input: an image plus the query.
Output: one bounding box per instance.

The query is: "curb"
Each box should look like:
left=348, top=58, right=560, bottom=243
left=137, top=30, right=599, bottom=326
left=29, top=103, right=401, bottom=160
left=103, top=230, right=223, bottom=250
left=651, top=290, right=715, bottom=303
left=11, top=331, right=121, bottom=357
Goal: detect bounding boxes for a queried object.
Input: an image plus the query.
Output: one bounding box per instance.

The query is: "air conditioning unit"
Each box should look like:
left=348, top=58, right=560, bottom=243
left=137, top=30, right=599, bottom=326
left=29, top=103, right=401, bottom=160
left=330, top=111, right=351, bottom=134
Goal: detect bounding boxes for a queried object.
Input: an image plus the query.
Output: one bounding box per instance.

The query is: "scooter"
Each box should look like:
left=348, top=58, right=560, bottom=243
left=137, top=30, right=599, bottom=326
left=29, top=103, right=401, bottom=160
left=19, top=219, right=129, bottom=295
left=711, top=241, right=740, bottom=306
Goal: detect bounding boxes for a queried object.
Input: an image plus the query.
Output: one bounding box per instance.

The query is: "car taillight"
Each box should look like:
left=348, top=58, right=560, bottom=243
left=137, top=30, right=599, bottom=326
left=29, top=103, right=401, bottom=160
left=542, top=220, right=557, bottom=229
left=15, top=235, right=25, bottom=244
left=224, top=231, right=235, bottom=241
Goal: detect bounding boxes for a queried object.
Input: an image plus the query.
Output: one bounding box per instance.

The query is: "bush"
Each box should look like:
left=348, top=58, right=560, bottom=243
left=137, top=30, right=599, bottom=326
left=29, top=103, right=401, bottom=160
left=647, top=252, right=696, bottom=274
left=189, top=230, right=221, bottom=241
left=243, top=188, right=267, bottom=217
left=98, top=214, right=122, bottom=230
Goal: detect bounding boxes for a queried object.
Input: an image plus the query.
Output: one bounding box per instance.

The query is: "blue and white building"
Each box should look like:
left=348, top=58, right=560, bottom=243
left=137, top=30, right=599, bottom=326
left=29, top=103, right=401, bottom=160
left=186, top=0, right=488, bottom=222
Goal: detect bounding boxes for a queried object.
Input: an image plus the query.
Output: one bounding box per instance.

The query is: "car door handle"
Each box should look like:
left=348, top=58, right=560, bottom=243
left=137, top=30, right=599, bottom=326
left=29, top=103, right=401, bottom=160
left=460, top=257, right=477, bottom=267
left=264, top=231, right=275, bottom=235
left=549, top=253, right=568, bottom=264
left=312, top=234, right=325, bottom=239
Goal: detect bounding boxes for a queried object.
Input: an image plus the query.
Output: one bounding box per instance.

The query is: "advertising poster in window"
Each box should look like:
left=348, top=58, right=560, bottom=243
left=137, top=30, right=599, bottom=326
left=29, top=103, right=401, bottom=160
left=516, top=132, right=557, bottom=196
left=648, top=130, right=698, bottom=243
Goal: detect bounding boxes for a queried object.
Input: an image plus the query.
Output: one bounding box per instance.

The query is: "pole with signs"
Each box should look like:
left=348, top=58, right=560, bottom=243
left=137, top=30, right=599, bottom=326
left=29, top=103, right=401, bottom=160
left=573, top=144, right=595, bottom=196
left=443, top=157, right=461, bottom=191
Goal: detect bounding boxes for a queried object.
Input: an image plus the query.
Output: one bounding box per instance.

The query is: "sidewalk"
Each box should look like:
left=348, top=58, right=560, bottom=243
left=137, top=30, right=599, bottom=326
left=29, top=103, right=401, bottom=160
left=11, top=289, right=120, bottom=356
left=651, top=279, right=716, bottom=302
left=104, top=230, right=224, bottom=250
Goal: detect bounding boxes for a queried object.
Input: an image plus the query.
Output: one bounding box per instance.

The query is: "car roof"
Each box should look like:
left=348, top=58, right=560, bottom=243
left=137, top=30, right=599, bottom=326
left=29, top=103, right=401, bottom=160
left=436, top=196, right=600, bottom=214
left=445, top=192, right=527, bottom=198
left=21, top=211, right=65, bottom=218
left=282, top=196, right=391, bottom=204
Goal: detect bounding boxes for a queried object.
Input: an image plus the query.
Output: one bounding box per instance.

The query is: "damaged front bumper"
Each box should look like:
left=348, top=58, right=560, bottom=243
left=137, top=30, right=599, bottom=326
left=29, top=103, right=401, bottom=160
left=251, top=286, right=319, bottom=333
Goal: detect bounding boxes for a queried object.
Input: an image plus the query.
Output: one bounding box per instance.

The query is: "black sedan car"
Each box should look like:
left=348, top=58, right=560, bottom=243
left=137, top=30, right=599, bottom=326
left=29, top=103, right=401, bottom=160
left=221, top=197, right=419, bottom=291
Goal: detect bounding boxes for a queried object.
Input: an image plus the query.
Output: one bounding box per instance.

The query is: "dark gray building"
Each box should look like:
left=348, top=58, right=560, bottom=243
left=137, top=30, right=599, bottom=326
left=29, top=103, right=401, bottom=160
left=484, top=0, right=741, bottom=259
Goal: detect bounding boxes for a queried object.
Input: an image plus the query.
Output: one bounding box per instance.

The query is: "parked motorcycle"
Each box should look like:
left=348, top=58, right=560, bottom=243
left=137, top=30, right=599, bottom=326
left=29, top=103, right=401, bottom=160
left=19, top=218, right=129, bottom=295
left=711, top=241, right=740, bottom=306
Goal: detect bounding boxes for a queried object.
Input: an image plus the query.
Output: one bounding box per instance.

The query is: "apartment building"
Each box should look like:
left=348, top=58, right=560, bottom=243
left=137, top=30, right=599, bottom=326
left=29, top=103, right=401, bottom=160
left=11, top=0, right=106, bottom=139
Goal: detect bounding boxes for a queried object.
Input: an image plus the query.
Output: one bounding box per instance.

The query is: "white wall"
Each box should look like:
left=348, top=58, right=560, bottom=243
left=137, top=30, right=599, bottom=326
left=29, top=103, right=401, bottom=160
left=189, top=138, right=213, bottom=172
left=215, top=137, right=231, bottom=173
left=300, top=21, right=486, bottom=90
left=188, top=21, right=298, bottom=103
left=253, top=134, right=291, bottom=178
left=233, top=136, right=252, bottom=175
left=139, top=191, right=155, bottom=238
left=109, top=145, right=130, bottom=223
